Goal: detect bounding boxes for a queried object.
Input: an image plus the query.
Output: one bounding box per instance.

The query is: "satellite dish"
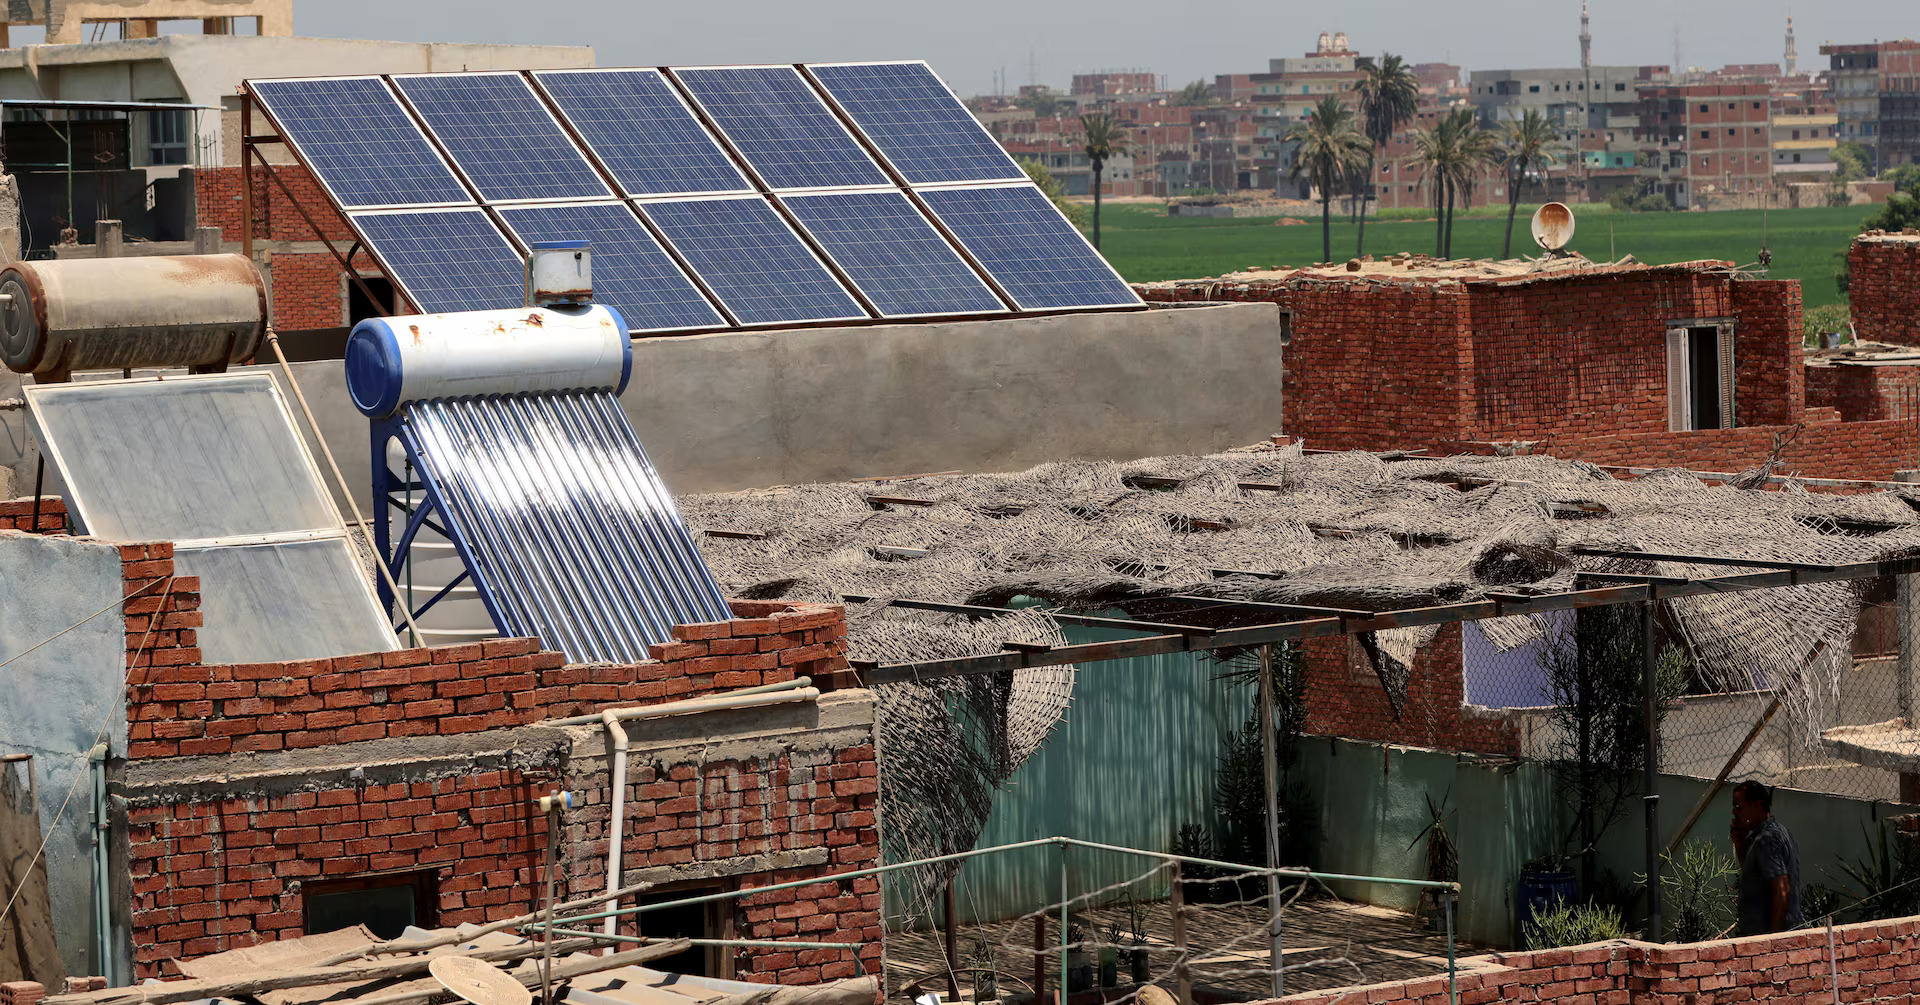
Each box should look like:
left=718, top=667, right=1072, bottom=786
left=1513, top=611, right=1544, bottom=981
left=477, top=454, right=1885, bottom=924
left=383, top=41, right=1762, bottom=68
left=429, top=956, right=533, bottom=1005
left=1530, top=202, right=1576, bottom=253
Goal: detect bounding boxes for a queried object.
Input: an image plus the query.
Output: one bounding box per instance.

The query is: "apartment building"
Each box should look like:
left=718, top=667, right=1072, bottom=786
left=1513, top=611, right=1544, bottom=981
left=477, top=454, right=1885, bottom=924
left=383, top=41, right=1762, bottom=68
left=1819, top=39, right=1920, bottom=169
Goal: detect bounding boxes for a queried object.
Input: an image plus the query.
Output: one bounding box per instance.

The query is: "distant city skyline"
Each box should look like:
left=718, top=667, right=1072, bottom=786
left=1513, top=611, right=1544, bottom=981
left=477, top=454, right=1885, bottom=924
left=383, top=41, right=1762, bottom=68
left=285, top=0, right=1912, bottom=97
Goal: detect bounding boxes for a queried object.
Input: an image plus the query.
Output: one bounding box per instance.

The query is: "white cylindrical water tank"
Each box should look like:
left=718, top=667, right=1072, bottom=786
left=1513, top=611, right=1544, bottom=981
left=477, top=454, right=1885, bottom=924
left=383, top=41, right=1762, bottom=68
left=344, top=303, right=631, bottom=418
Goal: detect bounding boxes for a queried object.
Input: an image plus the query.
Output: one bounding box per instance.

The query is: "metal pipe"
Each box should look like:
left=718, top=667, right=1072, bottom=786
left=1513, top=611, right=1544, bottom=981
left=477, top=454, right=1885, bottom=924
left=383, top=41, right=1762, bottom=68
left=1642, top=599, right=1663, bottom=941
left=89, top=743, right=110, bottom=984
left=539, top=394, right=710, bottom=633
left=1258, top=644, right=1283, bottom=1000
left=539, top=929, right=861, bottom=951
left=597, top=685, right=821, bottom=950
left=542, top=834, right=1460, bottom=933
left=1058, top=843, right=1068, bottom=1005
left=545, top=677, right=813, bottom=727
left=520, top=396, right=678, bottom=649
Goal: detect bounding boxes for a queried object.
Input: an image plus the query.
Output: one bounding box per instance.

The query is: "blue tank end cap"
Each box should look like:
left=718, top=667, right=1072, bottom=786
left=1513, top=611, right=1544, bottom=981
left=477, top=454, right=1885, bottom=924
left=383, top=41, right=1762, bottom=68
left=602, top=304, right=634, bottom=395
left=344, top=318, right=404, bottom=418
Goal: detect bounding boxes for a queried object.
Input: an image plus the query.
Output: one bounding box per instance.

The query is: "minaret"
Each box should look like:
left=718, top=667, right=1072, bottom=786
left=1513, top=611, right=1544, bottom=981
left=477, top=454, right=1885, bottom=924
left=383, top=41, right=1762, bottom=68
left=1784, top=15, right=1798, bottom=76
left=1580, top=0, right=1593, bottom=69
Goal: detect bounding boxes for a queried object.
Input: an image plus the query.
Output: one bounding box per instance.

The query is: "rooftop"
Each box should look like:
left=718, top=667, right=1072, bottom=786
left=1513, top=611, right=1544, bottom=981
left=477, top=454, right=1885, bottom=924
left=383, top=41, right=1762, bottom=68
left=1135, top=255, right=1739, bottom=289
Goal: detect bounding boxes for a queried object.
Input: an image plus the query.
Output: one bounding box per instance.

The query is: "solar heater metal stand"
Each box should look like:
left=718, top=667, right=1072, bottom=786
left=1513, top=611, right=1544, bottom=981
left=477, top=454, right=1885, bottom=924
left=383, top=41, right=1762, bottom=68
left=370, top=416, right=503, bottom=634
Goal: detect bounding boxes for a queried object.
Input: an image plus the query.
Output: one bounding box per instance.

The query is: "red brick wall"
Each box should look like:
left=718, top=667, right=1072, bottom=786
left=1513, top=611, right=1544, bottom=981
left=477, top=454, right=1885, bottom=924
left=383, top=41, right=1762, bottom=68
left=1849, top=236, right=1920, bottom=346
left=1301, top=625, right=1519, bottom=756
left=1806, top=362, right=1920, bottom=422
left=1282, top=917, right=1920, bottom=1005
left=126, top=772, right=548, bottom=970
left=565, top=741, right=885, bottom=982
left=121, top=601, right=878, bottom=983
left=192, top=165, right=352, bottom=244
left=1526, top=417, right=1920, bottom=482
left=1140, top=279, right=1472, bottom=449
left=119, top=543, right=203, bottom=678
left=0, top=496, right=67, bottom=534
left=1139, top=267, right=1804, bottom=452
left=264, top=252, right=348, bottom=331
left=125, top=601, right=849, bottom=759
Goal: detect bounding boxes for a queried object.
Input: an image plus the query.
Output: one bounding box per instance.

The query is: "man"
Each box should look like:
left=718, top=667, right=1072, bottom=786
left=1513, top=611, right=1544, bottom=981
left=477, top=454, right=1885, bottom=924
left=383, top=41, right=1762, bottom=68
left=1731, top=780, right=1802, bottom=935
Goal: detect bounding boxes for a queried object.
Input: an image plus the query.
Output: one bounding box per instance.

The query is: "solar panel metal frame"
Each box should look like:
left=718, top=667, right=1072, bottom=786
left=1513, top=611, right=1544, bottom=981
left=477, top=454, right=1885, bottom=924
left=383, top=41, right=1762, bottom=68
left=631, top=193, right=870, bottom=327
left=23, top=373, right=400, bottom=661
left=773, top=188, right=1011, bottom=319
left=910, top=181, right=1146, bottom=312
left=345, top=205, right=528, bottom=317
left=493, top=199, right=733, bottom=333
left=389, top=70, right=614, bottom=205
left=247, top=74, right=474, bottom=210
left=529, top=67, right=757, bottom=199
left=668, top=63, right=895, bottom=193
left=802, top=60, right=1029, bottom=186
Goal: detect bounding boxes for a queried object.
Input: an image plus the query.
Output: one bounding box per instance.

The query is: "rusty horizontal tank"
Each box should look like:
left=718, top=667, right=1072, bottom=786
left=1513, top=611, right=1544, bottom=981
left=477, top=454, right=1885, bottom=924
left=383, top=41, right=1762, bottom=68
left=0, top=254, right=267, bottom=382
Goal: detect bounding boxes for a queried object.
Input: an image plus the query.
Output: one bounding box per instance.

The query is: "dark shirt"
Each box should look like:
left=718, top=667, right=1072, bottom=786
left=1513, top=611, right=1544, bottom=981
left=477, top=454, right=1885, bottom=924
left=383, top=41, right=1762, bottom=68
left=1737, top=816, right=1803, bottom=935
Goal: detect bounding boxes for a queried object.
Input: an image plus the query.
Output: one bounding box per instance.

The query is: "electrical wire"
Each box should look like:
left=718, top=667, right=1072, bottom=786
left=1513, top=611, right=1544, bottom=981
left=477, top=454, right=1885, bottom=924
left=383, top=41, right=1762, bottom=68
left=0, top=576, right=174, bottom=933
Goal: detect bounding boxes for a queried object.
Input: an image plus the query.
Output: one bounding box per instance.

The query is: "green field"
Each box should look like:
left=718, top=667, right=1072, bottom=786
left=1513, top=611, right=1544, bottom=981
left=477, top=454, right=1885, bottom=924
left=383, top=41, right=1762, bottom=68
left=1090, top=203, right=1874, bottom=309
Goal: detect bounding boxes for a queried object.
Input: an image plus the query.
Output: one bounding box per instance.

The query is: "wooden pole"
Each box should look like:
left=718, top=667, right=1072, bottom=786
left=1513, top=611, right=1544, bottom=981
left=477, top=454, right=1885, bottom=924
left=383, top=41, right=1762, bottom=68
left=1663, top=696, right=1783, bottom=858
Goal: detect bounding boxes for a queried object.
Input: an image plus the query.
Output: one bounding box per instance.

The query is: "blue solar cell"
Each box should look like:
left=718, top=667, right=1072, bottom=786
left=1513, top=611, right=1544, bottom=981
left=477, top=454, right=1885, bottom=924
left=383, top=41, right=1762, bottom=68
left=392, top=73, right=610, bottom=202
left=497, top=202, right=726, bottom=332
left=348, top=209, right=525, bottom=315
left=807, top=62, right=1026, bottom=185
left=916, top=186, right=1142, bottom=310
left=673, top=66, right=891, bottom=190
left=250, top=77, right=469, bottom=208
left=779, top=191, right=1004, bottom=317
left=635, top=197, right=865, bottom=325
left=532, top=69, right=752, bottom=197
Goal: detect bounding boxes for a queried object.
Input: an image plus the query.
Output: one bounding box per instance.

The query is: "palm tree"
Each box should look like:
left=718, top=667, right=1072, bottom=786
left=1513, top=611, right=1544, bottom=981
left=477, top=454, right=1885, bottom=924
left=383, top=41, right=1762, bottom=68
left=1174, top=80, right=1215, bottom=107
left=1407, top=116, right=1459, bottom=256
left=1497, top=109, right=1567, bottom=258
left=1409, top=108, right=1496, bottom=259
left=1080, top=111, right=1130, bottom=249
left=1445, top=108, right=1499, bottom=258
left=1286, top=95, right=1371, bottom=263
left=1353, top=54, right=1420, bottom=255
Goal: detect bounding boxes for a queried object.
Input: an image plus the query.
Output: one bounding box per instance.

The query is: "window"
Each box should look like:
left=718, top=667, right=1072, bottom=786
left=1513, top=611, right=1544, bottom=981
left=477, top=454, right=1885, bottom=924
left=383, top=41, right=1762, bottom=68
left=1793, top=152, right=1803, bottom=163
left=146, top=103, right=189, bottom=166
left=1699, top=104, right=1709, bottom=113
left=1753, top=102, right=1762, bottom=110
left=1727, top=128, right=1735, bottom=136
left=1529, top=84, right=1540, bottom=93
left=1666, top=324, right=1735, bottom=431
left=304, top=871, right=436, bottom=939
left=1699, top=130, right=1709, bottom=139
left=1792, top=129, right=1801, bottom=139
left=633, top=882, right=734, bottom=977
left=1615, top=82, right=1626, bottom=91
left=347, top=275, right=398, bottom=325
left=1277, top=310, right=1294, bottom=346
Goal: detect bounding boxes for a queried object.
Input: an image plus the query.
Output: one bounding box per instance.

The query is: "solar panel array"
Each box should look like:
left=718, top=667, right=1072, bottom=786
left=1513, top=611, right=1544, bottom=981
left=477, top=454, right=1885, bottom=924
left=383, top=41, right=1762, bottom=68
left=248, top=61, right=1141, bottom=332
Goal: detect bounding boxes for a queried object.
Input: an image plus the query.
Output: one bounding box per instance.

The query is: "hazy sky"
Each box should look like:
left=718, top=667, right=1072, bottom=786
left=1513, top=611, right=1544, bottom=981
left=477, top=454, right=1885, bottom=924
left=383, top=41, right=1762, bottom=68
left=293, top=0, right=1914, bottom=98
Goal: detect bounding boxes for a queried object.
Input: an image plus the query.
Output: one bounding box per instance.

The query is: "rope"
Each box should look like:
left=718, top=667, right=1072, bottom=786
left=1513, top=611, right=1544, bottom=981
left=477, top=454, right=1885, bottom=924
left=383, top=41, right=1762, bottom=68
left=260, top=327, right=423, bottom=644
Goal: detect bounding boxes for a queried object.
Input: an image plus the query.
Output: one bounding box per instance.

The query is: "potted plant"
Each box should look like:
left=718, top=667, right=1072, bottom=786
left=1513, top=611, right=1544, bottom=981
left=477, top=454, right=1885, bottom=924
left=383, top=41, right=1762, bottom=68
left=1126, top=897, right=1151, bottom=983
left=1098, top=922, right=1121, bottom=988
left=1066, top=920, right=1094, bottom=992
left=964, top=936, right=998, bottom=1003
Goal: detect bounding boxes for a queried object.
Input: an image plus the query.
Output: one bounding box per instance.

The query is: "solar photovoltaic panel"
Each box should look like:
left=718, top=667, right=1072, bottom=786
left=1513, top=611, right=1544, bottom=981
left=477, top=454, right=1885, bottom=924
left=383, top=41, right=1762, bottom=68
left=392, top=72, right=612, bottom=203
left=778, top=190, right=1006, bottom=317
left=250, top=76, right=470, bottom=208
left=635, top=196, right=867, bottom=325
left=806, top=62, right=1027, bottom=185
left=672, top=66, right=892, bottom=191
left=916, top=185, right=1143, bottom=310
left=496, top=201, right=728, bottom=332
left=349, top=208, right=526, bottom=315
left=531, top=69, right=753, bottom=197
